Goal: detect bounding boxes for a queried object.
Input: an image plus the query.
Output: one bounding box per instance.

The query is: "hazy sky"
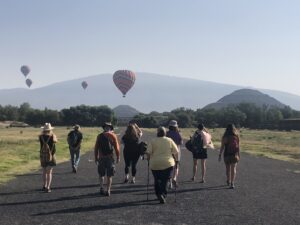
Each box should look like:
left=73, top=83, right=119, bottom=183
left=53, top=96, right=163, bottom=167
left=1, top=0, right=300, bottom=95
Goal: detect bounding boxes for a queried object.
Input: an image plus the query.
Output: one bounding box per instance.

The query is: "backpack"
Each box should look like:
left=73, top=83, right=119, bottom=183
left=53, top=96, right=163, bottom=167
left=40, top=136, right=53, bottom=167
left=192, top=132, right=204, bottom=153
left=138, top=141, right=148, bottom=156
left=68, top=131, right=78, bottom=147
left=98, top=133, right=114, bottom=156
left=226, top=135, right=239, bottom=155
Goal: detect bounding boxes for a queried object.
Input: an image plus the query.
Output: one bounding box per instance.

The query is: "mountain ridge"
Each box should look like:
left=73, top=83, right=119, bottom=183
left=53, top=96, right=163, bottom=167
left=0, top=73, right=300, bottom=112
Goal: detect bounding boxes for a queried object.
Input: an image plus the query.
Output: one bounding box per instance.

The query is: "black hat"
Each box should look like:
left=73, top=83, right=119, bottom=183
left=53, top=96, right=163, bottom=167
left=102, top=122, right=114, bottom=130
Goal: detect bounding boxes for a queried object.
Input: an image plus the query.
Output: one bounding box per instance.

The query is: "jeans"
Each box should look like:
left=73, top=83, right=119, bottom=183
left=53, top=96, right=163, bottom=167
left=151, top=167, right=173, bottom=198
left=69, top=147, right=80, bottom=167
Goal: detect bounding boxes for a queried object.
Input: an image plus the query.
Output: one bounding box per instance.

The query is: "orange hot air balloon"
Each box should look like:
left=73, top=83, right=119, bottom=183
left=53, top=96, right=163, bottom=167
left=21, top=65, right=30, bottom=77
left=25, top=78, right=32, bottom=88
left=81, top=81, right=88, bottom=90
left=113, top=70, right=136, bottom=97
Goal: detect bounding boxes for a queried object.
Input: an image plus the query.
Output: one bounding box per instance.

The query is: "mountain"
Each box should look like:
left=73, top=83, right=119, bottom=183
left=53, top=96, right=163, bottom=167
left=113, top=105, right=140, bottom=118
left=203, top=89, right=286, bottom=110
left=0, top=73, right=300, bottom=112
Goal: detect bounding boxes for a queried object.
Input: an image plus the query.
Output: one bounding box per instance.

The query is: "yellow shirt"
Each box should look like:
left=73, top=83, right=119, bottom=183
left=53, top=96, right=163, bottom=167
left=147, top=137, right=179, bottom=170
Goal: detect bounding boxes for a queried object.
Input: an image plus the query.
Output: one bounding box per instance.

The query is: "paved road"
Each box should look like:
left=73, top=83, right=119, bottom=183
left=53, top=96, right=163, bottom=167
left=0, top=131, right=299, bottom=225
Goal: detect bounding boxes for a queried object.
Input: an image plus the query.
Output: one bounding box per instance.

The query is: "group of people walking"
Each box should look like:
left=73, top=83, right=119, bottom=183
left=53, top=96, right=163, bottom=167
left=38, top=120, right=241, bottom=204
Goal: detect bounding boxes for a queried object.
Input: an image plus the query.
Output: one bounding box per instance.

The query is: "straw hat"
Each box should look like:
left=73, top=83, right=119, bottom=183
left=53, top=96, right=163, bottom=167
left=41, top=123, right=54, bottom=131
left=169, top=120, right=178, bottom=127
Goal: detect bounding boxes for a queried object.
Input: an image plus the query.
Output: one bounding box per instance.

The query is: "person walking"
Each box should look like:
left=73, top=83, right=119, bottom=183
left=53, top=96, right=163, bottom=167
left=146, top=126, right=179, bottom=204
left=94, top=122, right=120, bottom=196
left=67, top=124, right=83, bottom=173
left=122, top=124, right=141, bottom=184
left=129, top=121, right=143, bottom=138
left=190, top=123, right=212, bottom=183
left=39, top=123, right=57, bottom=193
left=219, top=124, right=240, bottom=189
left=166, top=120, right=183, bottom=188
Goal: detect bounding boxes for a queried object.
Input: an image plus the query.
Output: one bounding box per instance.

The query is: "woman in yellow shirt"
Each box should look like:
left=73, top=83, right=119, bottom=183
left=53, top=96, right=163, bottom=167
left=147, top=126, right=179, bottom=204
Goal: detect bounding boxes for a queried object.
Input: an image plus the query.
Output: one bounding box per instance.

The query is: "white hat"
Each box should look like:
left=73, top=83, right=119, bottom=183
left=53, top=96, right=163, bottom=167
left=169, top=120, right=178, bottom=127
left=41, top=123, right=54, bottom=131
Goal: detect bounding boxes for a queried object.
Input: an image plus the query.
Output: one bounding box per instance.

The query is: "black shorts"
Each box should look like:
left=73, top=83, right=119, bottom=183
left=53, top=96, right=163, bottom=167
left=97, top=157, right=115, bottom=177
left=193, top=149, right=208, bottom=159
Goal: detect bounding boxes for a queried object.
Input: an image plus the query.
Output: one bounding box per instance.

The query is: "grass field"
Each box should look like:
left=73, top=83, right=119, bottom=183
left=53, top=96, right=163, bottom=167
left=0, top=127, right=299, bottom=185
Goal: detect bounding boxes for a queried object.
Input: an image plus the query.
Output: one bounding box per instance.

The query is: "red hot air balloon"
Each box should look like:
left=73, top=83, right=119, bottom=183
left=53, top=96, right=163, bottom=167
left=113, top=70, right=136, bottom=97
left=81, top=81, right=88, bottom=90
left=25, top=78, right=32, bottom=88
left=21, top=65, right=30, bottom=77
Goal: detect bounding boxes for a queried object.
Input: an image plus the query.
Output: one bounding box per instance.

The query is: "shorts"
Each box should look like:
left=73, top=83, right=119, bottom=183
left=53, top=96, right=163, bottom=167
left=193, top=149, right=208, bottom=159
left=97, top=157, right=115, bottom=177
left=224, top=155, right=239, bottom=164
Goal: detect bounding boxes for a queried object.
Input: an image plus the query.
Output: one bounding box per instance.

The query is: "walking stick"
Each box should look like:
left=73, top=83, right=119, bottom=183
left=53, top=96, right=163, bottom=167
left=147, top=159, right=149, bottom=201
left=174, top=162, right=177, bottom=203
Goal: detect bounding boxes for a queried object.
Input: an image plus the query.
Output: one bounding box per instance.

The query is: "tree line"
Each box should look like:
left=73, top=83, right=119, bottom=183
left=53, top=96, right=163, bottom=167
left=133, top=103, right=300, bottom=129
left=0, top=103, right=116, bottom=127
left=0, top=102, right=299, bottom=129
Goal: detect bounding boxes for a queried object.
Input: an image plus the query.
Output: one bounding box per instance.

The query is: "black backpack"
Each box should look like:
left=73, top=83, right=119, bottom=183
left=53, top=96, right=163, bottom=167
left=68, top=131, right=78, bottom=147
left=98, top=133, right=114, bottom=155
left=192, top=132, right=204, bottom=153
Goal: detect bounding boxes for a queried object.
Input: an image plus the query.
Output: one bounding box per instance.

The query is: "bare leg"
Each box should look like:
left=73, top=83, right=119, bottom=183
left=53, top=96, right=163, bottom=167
left=99, top=176, right=105, bottom=189
left=107, top=176, right=112, bottom=194
left=230, top=163, right=237, bottom=184
left=46, top=168, right=53, bottom=189
left=192, top=159, right=198, bottom=180
left=200, top=159, right=206, bottom=182
left=42, top=168, right=47, bottom=188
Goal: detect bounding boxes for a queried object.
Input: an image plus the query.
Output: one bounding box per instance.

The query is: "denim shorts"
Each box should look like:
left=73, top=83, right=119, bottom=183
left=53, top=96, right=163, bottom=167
left=97, top=156, right=115, bottom=177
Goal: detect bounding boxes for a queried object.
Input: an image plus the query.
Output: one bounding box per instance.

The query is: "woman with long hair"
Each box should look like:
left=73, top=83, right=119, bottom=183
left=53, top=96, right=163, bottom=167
left=219, top=124, right=240, bottom=189
left=39, top=123, right=57, bottom=193
left=191, top=123, right=211, bottom=183
left=122, top=124, right=141, bottom=184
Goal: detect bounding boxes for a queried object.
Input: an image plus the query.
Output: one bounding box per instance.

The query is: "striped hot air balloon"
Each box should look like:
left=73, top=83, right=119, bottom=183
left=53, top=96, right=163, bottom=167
left=81, top=81, right=88, bottom=90
left=113, top=70, right=136, bottom=97
left=20, top=65, right=30, bottom=77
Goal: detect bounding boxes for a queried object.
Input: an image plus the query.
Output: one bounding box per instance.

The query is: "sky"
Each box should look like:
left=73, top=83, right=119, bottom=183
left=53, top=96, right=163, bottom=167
left=0, top=0, right=300, bottom=95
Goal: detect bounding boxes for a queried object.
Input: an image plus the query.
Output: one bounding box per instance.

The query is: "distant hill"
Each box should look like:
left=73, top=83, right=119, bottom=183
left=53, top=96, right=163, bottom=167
left=0, top=73, right=300, bottom=112
left=204, top=89, right=286, bottom=109
left=113, top=105, right=140, bottom=118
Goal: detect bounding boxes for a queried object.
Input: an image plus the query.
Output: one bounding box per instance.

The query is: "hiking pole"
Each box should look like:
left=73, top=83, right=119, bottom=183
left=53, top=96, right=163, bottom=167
left=147, top=159, right=149, bottom=201
left=174, top=162, right=178, bottom=203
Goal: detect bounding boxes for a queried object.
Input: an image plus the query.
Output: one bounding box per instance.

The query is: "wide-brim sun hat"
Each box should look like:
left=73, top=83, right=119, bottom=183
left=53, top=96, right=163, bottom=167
left=102, top=122, right=114, bottom=130
left=169, top=120, right=178, bottom=127
left=41, top=123, right=54, bottom=131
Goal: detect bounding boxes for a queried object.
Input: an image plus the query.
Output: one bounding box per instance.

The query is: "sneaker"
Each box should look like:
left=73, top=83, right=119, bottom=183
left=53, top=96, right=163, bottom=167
left=124, top=177, right=129, bottom=183
left=46, top=188, right=51, bottom=193
left=230, top=183, right=235, bottom=189
left=100, top=188, right=105, bottom=195
left=72, top=166, right=76, bottom=173
left=191, top=177, right=195, bottom=182
left=42, top=186, right=47, bottom=191
left=200, top=179, right=206, bottom=183
left=106, top=191, right=111, bottom=197
left=226, top=180, right=230, bottom=186
left=158, top=195, right=166, bottom=204
left=130, top=178, right=136, bottom=184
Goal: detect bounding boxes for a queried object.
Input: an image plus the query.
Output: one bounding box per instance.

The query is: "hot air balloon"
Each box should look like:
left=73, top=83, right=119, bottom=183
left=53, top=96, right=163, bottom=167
left=81, top=81, right=88, bottom=90
left=20, top=65, right=30, bottom=77
left=25, top=78, right=32, bottom=88
left=113, top=70, right=136, bottom=97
